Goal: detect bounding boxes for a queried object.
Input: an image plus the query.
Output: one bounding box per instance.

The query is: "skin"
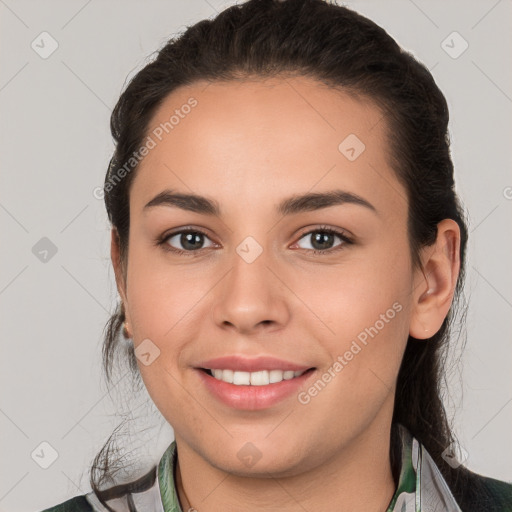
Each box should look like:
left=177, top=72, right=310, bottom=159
left=111, top=75, right=460, bottom=512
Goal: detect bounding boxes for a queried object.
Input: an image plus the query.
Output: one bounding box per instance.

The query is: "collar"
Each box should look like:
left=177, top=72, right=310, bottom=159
left=385, top=424, right=462, bottom=511
left=86, top=423, right=462, bottom=511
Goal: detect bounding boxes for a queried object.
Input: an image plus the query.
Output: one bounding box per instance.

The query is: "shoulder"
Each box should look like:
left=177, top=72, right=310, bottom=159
left=472, top=471, right=512, bottom=508
left=39, top=494, right=94, bottom=512
left=453, top=467, right=512, bottom=511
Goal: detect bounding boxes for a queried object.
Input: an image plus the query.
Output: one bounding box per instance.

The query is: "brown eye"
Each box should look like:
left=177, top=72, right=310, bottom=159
left=160, top=228, right=215, bottom=255
left=294, top=226, right=353, bottom=255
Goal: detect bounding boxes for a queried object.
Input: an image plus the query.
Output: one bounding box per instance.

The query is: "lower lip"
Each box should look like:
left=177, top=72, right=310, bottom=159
left=196, top=368, right=316, bottom=410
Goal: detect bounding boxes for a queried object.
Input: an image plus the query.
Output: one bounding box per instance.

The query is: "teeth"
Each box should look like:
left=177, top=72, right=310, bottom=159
left=269, top=369, right=284, bottom=383
left=233, top=371, right=250, bottom=385
left=209, top=369, right=307, bottom=385
left=250, top=370, right=269, bottom=386
left=221, top=369, right=234, bottom=383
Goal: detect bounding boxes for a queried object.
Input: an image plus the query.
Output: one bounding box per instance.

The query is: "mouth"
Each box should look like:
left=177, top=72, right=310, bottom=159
left=195, top=366, right=317, bottom=410
left=198, top=367, right=316, bottom=385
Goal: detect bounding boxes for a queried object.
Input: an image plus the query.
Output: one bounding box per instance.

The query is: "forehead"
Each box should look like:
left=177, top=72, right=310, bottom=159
left=130, top=76, right=406, bottom=221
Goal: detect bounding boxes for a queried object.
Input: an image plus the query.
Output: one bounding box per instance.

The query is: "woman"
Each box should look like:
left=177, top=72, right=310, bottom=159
left=41, top=0, right=512, bottom=510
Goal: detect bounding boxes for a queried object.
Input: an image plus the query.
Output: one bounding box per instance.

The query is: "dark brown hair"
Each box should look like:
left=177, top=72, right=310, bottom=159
left=90, top=0, right=489, bottom=509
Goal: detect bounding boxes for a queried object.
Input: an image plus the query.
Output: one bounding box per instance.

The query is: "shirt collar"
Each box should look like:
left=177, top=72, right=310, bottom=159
left=387, top=423, right=462, bottom=511
left=153, top=423, right=462, bottom=512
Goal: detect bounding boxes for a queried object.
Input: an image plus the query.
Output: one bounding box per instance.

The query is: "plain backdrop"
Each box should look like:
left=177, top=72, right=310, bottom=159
left=1, top=0, right=511, bottom=510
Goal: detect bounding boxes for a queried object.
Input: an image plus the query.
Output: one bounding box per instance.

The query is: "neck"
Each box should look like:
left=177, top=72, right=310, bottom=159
left=174, top=418, right=397, bottom=512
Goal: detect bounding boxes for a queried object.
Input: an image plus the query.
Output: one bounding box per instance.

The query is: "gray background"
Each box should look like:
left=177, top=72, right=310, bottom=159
left=1, top=0, right=511, bottom=510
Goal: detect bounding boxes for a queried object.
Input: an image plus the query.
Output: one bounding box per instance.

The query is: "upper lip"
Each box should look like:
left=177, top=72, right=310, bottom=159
left=196, top=356, right=314, bottom=372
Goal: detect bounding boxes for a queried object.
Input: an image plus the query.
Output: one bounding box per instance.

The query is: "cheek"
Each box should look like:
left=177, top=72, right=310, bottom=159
left=301, top=239, right=411, bottom=337
left=298, top=289, right=409, bottom=442
left=136, top=360, right=202, bottom=436
left=301, top=240, right=412, bottom=395
left=125, top=242, right=204, bottom=341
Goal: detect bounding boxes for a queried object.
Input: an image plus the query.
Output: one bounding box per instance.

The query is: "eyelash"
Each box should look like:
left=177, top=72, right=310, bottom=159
left=156, top=225, right=353, bottom=257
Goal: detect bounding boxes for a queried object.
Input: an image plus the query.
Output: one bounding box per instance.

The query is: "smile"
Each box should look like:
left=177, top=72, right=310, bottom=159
left=196, top=367, right=317, bottom=410
left=204, top=368, right=308, bottom=385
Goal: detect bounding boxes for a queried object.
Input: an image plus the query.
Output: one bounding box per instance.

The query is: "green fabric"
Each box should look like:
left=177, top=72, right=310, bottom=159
left=40, top=495, right=93, bottom=512
left=484, top=474, right=512, bottom=503
left=385, top=424, right=417, bottom=510
left=461, top=470, right=512, bottom=510
left=158, top=440, right=182, bottom=512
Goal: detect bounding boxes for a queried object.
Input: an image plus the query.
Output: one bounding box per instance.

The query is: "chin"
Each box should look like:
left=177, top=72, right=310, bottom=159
left=201, top=440, right=310, bottom=478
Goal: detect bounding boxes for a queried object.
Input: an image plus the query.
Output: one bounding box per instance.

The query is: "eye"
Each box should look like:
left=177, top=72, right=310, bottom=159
left=158, top=228, right=216, bottom=256
left=156, top=225, right=353, bottom=257
left=293, top=226, right=353, bottom=255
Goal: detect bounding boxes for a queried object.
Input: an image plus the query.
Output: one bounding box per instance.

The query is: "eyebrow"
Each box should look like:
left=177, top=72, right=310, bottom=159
left=143, top=189, right=378, bottom=217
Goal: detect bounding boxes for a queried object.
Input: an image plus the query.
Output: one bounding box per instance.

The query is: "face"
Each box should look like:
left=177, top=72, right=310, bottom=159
left=115, top=76, right=422, bottom=477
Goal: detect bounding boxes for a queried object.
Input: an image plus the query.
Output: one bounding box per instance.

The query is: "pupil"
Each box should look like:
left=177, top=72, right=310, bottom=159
left=312, top=232, right=333, bottom=250
left=182, top=232, right=203, bottom=250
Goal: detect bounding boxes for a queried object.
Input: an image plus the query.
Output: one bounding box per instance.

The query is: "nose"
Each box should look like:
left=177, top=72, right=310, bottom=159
left=210, top=247, right=290, bottom=335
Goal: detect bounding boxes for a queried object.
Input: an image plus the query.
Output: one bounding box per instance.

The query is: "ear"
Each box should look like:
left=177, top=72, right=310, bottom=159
left=409, top=219, right=461, bottom=340
left=110, top=228, right=131, bottom=331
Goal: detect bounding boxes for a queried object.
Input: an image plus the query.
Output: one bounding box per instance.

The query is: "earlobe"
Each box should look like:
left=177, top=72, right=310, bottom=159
left=409, top=219, right=461, bottom=340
